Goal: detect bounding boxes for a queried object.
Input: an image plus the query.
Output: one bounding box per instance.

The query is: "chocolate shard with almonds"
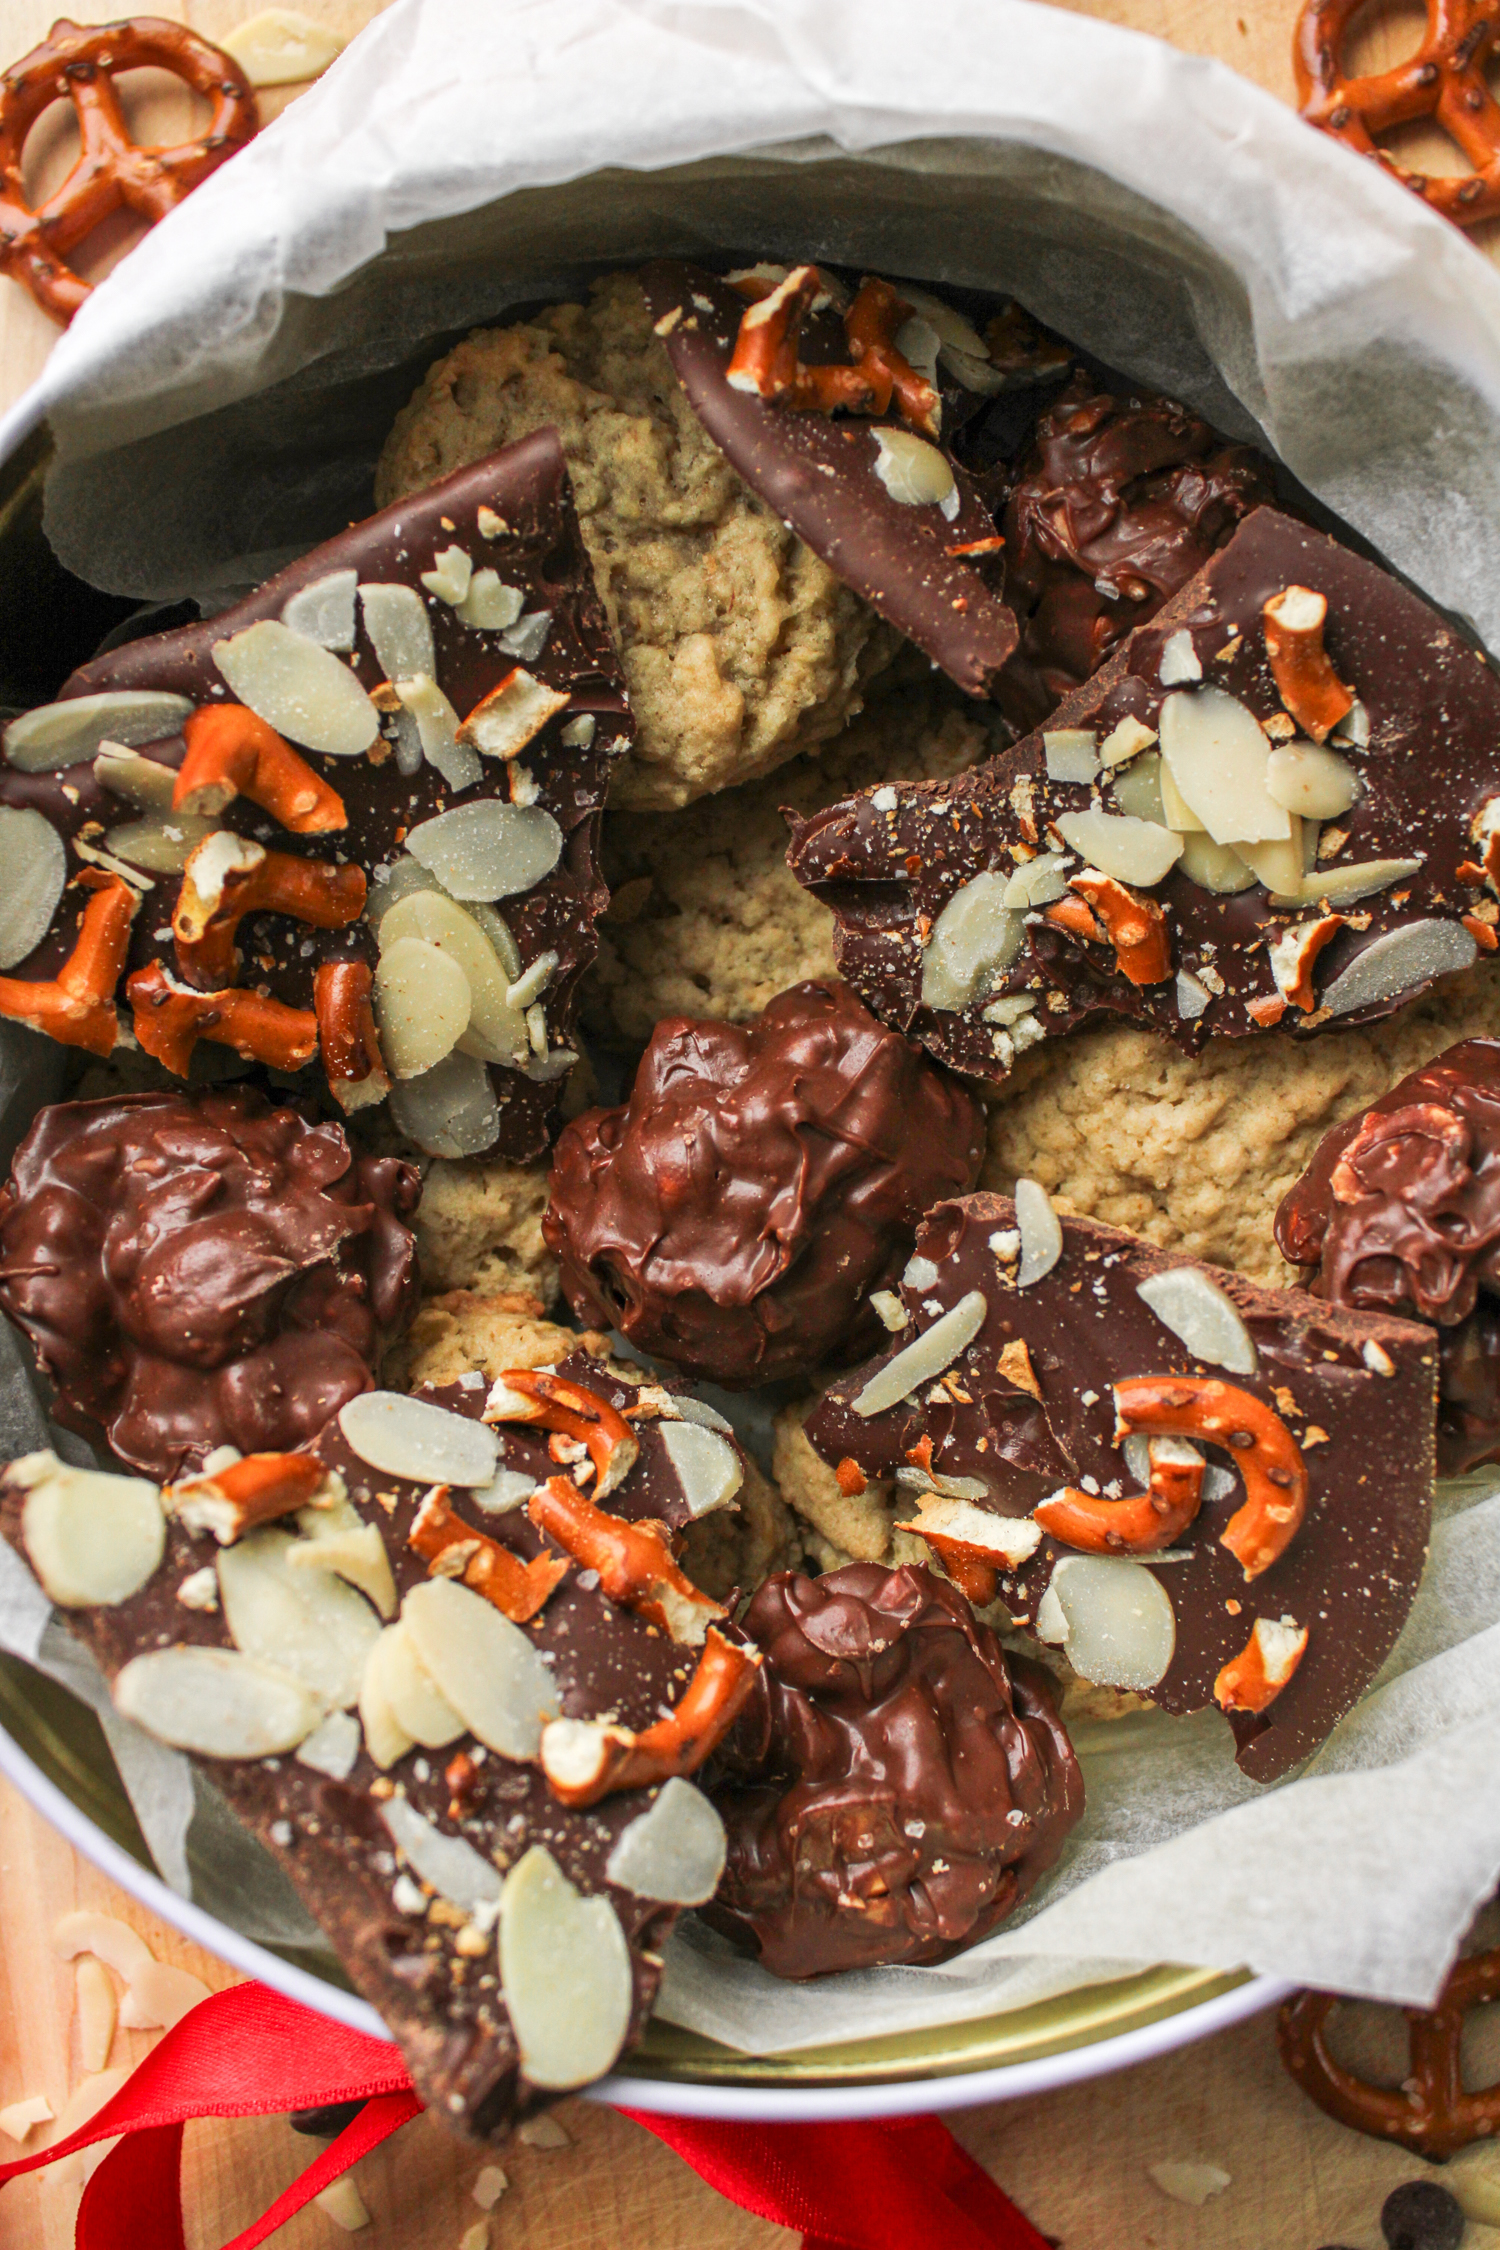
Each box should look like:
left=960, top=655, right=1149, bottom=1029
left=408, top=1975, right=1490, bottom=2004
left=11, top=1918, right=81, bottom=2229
left=789, top=506, right=1500, bottom=1081
left=1276, top=1036, right=1500, bottom=1477
left=0, top=1353, right=759, bottom=2136
left=638, top=260, right=1019, bottom=699
left=706, top=1561, right=1082, bottom=1977
left=804, top=1191, right=1436, bottom=1781
left=0, top=429, right=630, bottom=1160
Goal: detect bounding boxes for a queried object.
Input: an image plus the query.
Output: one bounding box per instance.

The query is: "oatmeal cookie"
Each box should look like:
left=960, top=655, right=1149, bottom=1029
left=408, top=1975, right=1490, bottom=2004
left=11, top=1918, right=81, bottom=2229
left=678, top=1455, right=803, bottom=1602
left=981, top=961, right=1500, bottom=1286
left=377, top=274, right=897, bottom=809
left=413, top=1159, right=558, bottom=1305
left=589, top=676, right=999, bottom=1044
left=383, top=1293, right=606, bottom=1391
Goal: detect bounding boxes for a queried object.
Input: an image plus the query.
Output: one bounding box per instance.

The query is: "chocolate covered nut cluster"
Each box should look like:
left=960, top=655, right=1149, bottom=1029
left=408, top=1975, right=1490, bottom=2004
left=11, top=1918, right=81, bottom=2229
left=544, top=979, right=985, bottom=1387
left=706, top=1562, right=1082, bottom=1977
left=0, top=1356, right=760, bottom=2133
left=0, top=430, right=629, bottom=1161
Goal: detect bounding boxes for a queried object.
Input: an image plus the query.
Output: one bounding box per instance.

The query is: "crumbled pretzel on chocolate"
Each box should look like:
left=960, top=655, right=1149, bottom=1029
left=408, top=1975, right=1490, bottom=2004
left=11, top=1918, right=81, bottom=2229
left=1113, top=1376, right=1308, bottom=1579
left=724, top=263, right=939, bottom=432
left=1214, top=1615, right=1308, bottom=1715
left=1270, top=914, right=1346, bottom=1012
left=126, top=960, right=319, bottom=1075
left=1295, top=0, right=1500, bottom=230
left=313, top=962, right=390, bottom=1113
left=0, top=17, right=258, bottom=324
left=174, top=705, right=347, bottom=834
left=485, top=1368, right=639, bottom=1498
left=540, top=1627, right=762, bottom=1807
left=0, top=869, right=135, bottom=1055
left=1262, top=584, right=1354, bottom=742
left=165, top=1451, right=329, bottom=1544
left=528, top=1474, right=726, bottom=1646
left=1034, top=1433, right=1206, bottom=1555
left=1067, top=870, right=1172, bottom=986
left=408, top=1482, right=569, bottom=1624
left=1280, top=1946, right=1500, bottom=2158
left=171, top=834, right=364, bottom=989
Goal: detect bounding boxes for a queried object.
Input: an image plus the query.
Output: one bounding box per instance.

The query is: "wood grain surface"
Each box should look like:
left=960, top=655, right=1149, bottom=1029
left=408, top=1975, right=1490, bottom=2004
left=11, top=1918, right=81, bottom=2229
left=0, top=1, right=1493, bottom=2245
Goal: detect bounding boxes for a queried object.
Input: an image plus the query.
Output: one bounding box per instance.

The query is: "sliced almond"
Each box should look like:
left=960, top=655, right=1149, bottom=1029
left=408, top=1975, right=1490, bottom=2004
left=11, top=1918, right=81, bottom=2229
left=457, top=671, right=570, bottom=762
left=313, top=2177, right=371, bottom=2233
left=365, top=1619, right=466, bottom=1748
left=1100, top=715, right=1158, bottom=767
left=113, top=1645, right=325, bottom=1757
left=1148, top=2161, right=1232, bottom=2209
left=1016, top=1177, right=1063, bottom=1287
left=402, top=1578, right=559, bottom=1761
left=1236, top=829, right=1306, bottom=896
left=213, top=621, right=378, bottom=758
left=1176, top=968, right=1211, bottom=1020
left=0, top=807, right=65, bottom=969
left=337, top=1392, right=499, bottom=1487
left=1035, top=1555, right=1175, bottom=1689
left=374, top=934, right=471, bottom=1078
left=103, top=814, right=219, bottom=875
left=1042, top=730, right=1098, bottom=784
left=1136, top=1267, right=1258, bottom=1374
left=12, top=1452, right=164, bottom=1609
left=0, top=2096, right=53, bottom=2143
left=93, top=742, right=178, bottom=810
left=287, top=1518, right=397, bottom=1619
left=1158, top=689, right=1288, bottom=845
left=393, top=675, right=482, bottom=793
left=1268, top=855, right=1424, bottom=909
left=51, top=1909, right=154, bottom=1980
left=3, top=691, right=192, bottom=772
left=1054, top=811, right=1182, bottom=888
left=499, top=611, right=554, bottom=663
left=871, top=427, right=955, bottom=509
left=852, top=1289, right=988, bottom=1418
left=280, top=568, right=357, bottom=650
left=1176, top=833, right=1257, bottom=895
left=74, top=1955, right=117, bottom=2074
left=1319, top=919, right=1477, bottom=1017
left=406, top=801, right=564, bottom=903
left=921, top=873, right=1023, bottom=1012
left=1157, top=756, right=1204, bottom=833
left=657, top=1423, right=743, bottom=1519
left=421, top=545, right=474, bottom=606
left=1265, top=740, right=1359, bottom=819
left=116, top=1957, right=208, bottom=2031
left=382, top=1793, right=501, bottom=1914
left=498, top=1846, right=632, bottom=2088
left=388, top=1049, right=500, bottom=1159
left=1002, top=851, right=1070, bottom=910
left=295, top=1708, right=362, bottom=1780
left=217, top=1528, right=381, bottom=1708
left=357, top=1638, right=415, bottom=1771
left=604, top=1777, right=726, bottom=1905
left=220, top=8, right=345, bottom=86
left=379, top=890, right=527, bottom=1067
left=456, top=571, right=525, bottom=632
left=904, top=1492, right=1042, bottom=1565
left=360, top=583, right=435, bottom=683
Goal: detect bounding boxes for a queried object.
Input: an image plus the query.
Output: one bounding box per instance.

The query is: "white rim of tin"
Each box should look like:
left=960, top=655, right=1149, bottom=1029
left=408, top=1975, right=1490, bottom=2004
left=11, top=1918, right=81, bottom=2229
left=0, top=1706, right=1290, bottom=2121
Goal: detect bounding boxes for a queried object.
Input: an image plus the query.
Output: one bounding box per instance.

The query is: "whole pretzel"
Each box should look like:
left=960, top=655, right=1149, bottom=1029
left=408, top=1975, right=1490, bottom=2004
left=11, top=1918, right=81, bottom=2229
left=0, top=16, right=258, bottom=324
left=1280, top=1946, right=1500, bottom=2157
left=1295, top=0, right=1500, bottom=229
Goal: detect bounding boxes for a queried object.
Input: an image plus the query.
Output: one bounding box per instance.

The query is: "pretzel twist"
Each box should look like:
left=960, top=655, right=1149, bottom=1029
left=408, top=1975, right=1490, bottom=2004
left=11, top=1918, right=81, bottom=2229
left=1295, top=0, right=1500, bottom=229
left=1280, top=1948, right=1500, bottom=2157
left=0, top=16, right=258, bottom=324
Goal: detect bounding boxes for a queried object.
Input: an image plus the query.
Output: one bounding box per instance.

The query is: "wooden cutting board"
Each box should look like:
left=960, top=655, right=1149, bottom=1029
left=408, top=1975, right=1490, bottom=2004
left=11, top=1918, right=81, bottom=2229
left=0, top=2, right=1493, bottom=2244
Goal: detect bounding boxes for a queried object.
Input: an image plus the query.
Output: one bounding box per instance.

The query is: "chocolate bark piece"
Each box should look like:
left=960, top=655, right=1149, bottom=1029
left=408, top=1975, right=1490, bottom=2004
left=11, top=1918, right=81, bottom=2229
left=804, top=1193, right=1436, bottom=1782
left=0, top=1088, right=418, bottom=1480
left=0, top=1356, right=753, bottom=2137
left=996, top=375, right=1277, bottom=726
left=1275, top=1036, right=1500, bottom=1475
left=637, top=261, right=1019, bottom=700
left=704, top=1561, right=1081, bottom=1977
left=543, top=979, right=984, bottom=1388
left=789, top=506, right=1500, bottom=1079
left=0, top=430, right=629, bottom=1160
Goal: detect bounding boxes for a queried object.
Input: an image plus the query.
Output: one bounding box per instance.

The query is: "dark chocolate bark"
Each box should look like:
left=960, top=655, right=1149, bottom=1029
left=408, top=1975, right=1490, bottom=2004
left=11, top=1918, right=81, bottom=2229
left=789, top=506, right=1500, bottom=1077
left=705, top=1562, right=1081, bottom=1977
left=2, top=431, right=629, bottom=1159
left=0, top=1088, right=418, bottom=1479
left=544, top=980, right=984, bottom=1388
left=804, top=1194, right=1436, bottom=1782
left=637, top=262, right=1018, bottom=699
left=1276, top=1037, right=1500, bottom=1475
left=0, top=1354, right=749, bottom=2137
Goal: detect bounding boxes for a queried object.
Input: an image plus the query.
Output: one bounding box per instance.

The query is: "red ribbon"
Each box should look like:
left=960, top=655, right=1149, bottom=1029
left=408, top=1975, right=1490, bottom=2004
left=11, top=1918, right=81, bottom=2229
left=0, top=1983, right=1049, bottom=2250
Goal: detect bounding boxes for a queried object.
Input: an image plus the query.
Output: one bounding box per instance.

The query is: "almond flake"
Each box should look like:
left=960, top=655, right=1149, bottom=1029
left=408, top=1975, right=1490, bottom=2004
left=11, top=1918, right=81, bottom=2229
left=388, top=1049, right=500, bottom=1159
left=456, top=571, right=525, bottom=631
left=853, top=1290, right=988, bottom=1417
left=657, top=1423, right=743, bottom=1518
left=1015, top=1178, right=1063, bottom=1287
left=338, top=1393, right=499, bottom=1487
left=498, top=1847, right=632, bottom=2088
left=381, top=1794, right=502, bottom=1915
left=393, top=675, right=482, bottom=793
left=421, top=546, right=473, bottom=605
left=1136, top=1266, right=1257, bottom=1374
left=1320, top=919, right=1477, bottom=1016
left=0, top=807, right=65, bottom=969
left=374, top=935, right=472, bottom=1078
left=921, top=873, right=1023, bottom=1011
left=1157, top=631, right=1201, bottom=685
left=3, top=690, right=193, bottom=772
left=213, top=622, right=377, bottom=758
left=112, top=1645, right=325, bottom=1757
left=1042, top=730, right=1098, bottom=784
left=402, top=1578, right=559, bottom=1759
left=11, top=1452, right=164, bottom=1609
left=218, top=1528, right=381, bottom=1708
left=407, top=799, right=564, bottom=902
left=280, top=568, right=357, bottom=650
left=360, top=583, right=434, bottom=682
left=605, top=1777, right=727, bottom=1904
left=870, top=427, right=955, bottom=508
left=220, top=8, right=344, bottom=85
left=1037, top=1556, right=1176, bottom=1688
left=1054, top=810, right=1182, bottom=887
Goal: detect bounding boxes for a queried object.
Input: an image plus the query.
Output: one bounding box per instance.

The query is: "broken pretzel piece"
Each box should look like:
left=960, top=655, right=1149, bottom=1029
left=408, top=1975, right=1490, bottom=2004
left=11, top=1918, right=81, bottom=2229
left=0, top=870, right=135, bottom=1056
left=126, top=961, right=319, bottom=1075
left=527, top=1475, right=725, bottom=1646
left=1115, top=1376, right=1307, bottom=1579
left=1269, top=914, right=1345, bottom=1013
left=1035, top=1434, right=1206, bottom=1555
left=845, top=276, right=941, bottom=436
left=486, top=1368, right=639, bottom=1498
left=539, top=1627, right=761, bottom=1807
left=409, top=1483, right=568, bottom=1624
left=314, top=961, right=390, bottom=1113
left=1263, top=585, right=1354, bottom=743
left=1067, top=870, right=1171, bottom=986
left=1214, top=1615, right=1308, bottom=1715
left=172, top=834, right=364, bottom=989
left=165, top=1452, right=329, bottom=1543
left=173, top=704, right=347, bottom=834
left=725, top=265, right=885, bottom=416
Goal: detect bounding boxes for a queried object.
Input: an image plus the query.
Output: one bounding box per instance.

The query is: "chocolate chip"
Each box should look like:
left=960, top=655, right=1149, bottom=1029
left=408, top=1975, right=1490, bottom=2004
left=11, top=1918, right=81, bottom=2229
left=1380, top=2180, right=1465, bottom=2250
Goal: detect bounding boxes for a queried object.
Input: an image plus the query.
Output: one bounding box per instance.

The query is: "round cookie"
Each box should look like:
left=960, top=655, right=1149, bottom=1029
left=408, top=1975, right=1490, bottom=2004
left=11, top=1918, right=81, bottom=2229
left=589, top=673, right=1000, bottom=1045
left=412, top=1157, right=559, bottom=1306
left=377, top=274, right=899, bottom=810
left=981, top=961, right=1500, bottom=1287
